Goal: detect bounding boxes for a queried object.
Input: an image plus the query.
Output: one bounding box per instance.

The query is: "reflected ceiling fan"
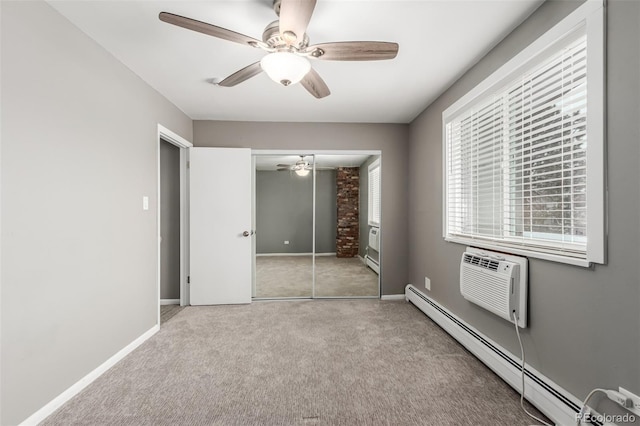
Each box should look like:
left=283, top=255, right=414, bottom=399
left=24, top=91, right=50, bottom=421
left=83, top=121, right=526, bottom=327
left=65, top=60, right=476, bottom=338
left=277, top=155, right=332, bottom=176
left=159, top=0, right=399, bottom=98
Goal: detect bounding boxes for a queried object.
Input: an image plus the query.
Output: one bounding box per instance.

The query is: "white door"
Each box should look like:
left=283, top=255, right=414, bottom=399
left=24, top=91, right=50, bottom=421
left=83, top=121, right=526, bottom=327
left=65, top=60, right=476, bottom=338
left=189, top=147, right=252, bottom=305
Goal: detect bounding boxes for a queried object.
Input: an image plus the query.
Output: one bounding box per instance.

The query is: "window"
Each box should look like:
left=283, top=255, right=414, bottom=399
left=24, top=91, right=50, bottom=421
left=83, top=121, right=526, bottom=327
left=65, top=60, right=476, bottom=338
left=443, top=1, right=605, bottom=267
left=368, top=159, right=381, bottom=227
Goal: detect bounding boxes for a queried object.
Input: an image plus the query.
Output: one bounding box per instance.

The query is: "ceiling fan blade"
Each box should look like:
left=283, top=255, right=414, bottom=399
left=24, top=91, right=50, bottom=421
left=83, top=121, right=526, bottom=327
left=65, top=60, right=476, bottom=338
left=277, top=168, right=291, bottom=171
left=276, top=164, right=292, bottom=168
left=307, top=41, right=399, bottom=61
left=278, top=0, right=317, bottom=46
left=218, top=62, right=263, bottom=87
left=159, top=12, right=261, bottom=47
left=301, top=68, right=330, bottom=99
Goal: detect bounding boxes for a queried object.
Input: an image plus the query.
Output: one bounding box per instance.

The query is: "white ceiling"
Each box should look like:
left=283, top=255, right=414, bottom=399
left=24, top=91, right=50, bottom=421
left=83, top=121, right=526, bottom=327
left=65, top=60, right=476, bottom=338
left=47, top=0, right=543, bottom=124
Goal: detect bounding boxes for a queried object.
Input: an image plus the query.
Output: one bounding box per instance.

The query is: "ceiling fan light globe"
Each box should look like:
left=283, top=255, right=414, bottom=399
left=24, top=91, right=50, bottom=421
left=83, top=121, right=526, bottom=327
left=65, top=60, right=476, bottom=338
left=260, top=52, right=311, bottom=86
left=295, top=168, right=310, bottom=177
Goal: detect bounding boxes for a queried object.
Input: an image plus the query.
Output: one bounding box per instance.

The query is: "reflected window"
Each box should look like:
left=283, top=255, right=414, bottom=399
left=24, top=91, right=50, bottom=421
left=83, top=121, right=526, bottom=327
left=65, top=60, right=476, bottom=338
left=368, top=159, right=381, bottom=227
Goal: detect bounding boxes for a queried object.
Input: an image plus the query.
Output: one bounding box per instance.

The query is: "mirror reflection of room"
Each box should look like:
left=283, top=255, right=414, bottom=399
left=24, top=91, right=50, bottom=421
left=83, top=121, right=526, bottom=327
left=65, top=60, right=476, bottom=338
left=253, top=153, right=380, bottom=299
left=314, top=154, right=380, bottom=297
left=254, top=155, right=314, bottom=298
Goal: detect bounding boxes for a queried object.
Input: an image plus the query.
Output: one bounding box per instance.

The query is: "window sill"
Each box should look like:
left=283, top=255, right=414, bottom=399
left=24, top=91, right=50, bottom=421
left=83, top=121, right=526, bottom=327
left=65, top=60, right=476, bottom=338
left=444, top=236, right=594, bottom=268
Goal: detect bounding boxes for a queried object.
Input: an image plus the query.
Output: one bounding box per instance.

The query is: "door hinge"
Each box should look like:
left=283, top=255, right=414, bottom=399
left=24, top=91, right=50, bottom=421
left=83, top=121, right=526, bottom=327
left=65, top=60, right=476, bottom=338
left=187, top=276, right=190, bottom=284
left=187, top=161, right=190, bottom=169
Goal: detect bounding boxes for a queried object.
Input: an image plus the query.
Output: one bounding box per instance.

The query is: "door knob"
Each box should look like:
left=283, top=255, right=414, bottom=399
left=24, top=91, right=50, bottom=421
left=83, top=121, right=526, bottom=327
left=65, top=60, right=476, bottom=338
left=243, top=230, right=254, bottom=237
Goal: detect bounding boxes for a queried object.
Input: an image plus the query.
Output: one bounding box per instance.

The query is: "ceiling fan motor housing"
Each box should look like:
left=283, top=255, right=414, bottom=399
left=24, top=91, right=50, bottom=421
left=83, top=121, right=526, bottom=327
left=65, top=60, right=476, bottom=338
left=262, top=20, right=309, bottom=50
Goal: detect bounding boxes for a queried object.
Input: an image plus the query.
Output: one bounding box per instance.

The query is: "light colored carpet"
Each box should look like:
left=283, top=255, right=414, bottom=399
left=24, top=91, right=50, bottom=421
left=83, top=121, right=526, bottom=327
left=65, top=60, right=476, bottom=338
left=42, top=300, right=550, bottom=426
left=314, top=256, right=378, bottom=297
left=255, top=255, right=313, bottom=298
left=255, top=255, right=378, bottom=298
left=160, top=304, right=184, bottom=324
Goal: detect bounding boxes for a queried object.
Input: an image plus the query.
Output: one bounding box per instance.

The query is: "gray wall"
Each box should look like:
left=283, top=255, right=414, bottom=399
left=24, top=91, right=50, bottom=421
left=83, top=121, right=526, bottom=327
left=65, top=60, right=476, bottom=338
left=315, top=170, right=338, bottom=254
left=0, top=2, right=193, bottom=424
left=194, top=121, right=409, bottom=295
left=359, top=155, right=380, bottom=259
left=256, top=170, right=336, bottom=254
left=160, top=141, right=181, bottom=300
left=408, top=0, right=640, bottom=405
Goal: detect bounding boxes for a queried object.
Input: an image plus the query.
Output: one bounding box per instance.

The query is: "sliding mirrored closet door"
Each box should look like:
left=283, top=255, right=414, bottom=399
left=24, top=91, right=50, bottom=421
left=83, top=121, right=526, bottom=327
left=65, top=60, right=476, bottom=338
left=253, top=152, right=380, bottom=299
left=254, top=154, right=314, bottom=298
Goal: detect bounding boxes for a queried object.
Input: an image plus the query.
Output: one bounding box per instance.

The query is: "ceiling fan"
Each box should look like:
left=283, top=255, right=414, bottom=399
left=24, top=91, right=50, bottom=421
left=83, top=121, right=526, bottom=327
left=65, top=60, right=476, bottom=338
left=159, top=0, right=399, bottom=99
left=277, top=155, right=332, bottom=176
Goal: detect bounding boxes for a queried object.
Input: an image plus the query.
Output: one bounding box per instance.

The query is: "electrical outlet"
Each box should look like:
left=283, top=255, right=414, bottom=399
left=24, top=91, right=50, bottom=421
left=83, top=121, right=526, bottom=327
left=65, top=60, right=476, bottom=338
left=619, top=387, right=640, bottom=416
left=424, top=277, right=431, bottom=291
left=284, top=241, right=289, bottom=245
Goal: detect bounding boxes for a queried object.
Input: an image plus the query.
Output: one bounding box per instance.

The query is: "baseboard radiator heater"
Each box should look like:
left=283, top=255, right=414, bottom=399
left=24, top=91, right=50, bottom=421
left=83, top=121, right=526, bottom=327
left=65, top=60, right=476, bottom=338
left=405, top=284, right=587, bottom=426
left=365, top=227, right=380, bottom=274
left=365, top=256, right=379, bottom=274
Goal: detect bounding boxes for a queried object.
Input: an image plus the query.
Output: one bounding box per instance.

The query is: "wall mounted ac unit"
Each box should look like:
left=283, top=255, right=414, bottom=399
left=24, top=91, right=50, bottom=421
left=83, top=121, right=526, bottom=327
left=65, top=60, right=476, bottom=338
left=460, top=247, right=528, bottom=328
left=368, top=227, right=380, bottom=252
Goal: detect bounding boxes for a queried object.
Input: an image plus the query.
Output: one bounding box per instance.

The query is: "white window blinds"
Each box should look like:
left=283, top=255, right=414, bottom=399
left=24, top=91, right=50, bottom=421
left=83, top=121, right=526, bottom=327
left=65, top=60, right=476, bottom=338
left=368, top=160, right=381, bottom=226
left=444, top=1, right=605, bottom=267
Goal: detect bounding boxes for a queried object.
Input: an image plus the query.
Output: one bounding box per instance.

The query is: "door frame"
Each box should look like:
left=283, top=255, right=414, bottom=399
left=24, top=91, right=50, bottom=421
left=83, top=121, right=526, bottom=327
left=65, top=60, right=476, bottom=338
left=157, top=125, right=192, bottom=325
left=252, top=149, right=382, bottom=299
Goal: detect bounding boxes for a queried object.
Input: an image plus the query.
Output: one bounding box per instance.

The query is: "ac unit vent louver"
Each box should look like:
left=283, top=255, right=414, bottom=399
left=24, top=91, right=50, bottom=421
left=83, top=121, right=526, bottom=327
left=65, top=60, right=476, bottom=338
left=462, top=253, right=499, bottom=272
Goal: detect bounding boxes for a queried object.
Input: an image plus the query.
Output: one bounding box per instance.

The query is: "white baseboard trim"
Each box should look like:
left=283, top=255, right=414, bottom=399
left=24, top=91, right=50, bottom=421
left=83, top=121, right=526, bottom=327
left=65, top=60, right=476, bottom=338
left=405, top=284, right=582, bottom=426
left=380, top=294, right=406, bottom=301
left=256, top=253, right=311, bottom=257
left=160, top=299, right=180, bottom=305
left=19, top=324, right=160, bottom=426
left=256, top=252, right=336, bottom=257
